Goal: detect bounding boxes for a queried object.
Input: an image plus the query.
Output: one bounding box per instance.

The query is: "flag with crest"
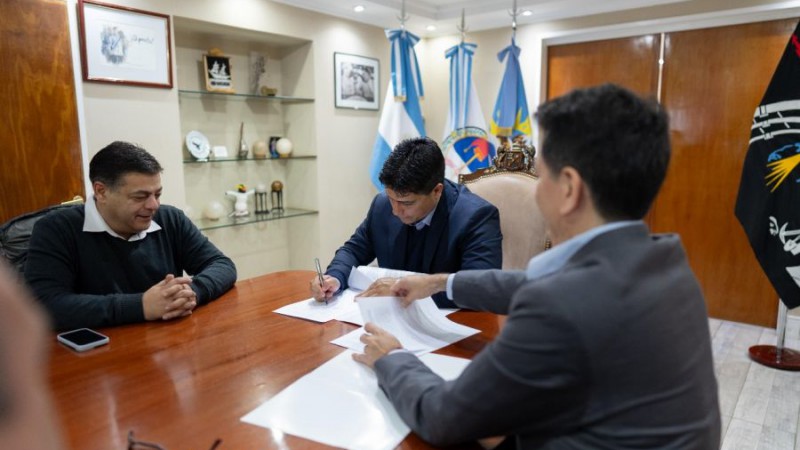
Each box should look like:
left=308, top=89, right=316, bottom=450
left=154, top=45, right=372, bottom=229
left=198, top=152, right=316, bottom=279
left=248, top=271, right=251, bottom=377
left=735, top=21, right=800, bottom=308
left=368, top=29, right=425, bottom=190
left=442, top=42, right=495, bottom=181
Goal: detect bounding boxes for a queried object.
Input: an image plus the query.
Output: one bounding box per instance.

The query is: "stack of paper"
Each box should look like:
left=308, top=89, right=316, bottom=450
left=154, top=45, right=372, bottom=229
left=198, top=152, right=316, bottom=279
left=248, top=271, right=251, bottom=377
left=331, top=296, right=479, bottom=354
left=273, top=266, right=446, bottom=326
left=241, top=351, right=471, bottom=450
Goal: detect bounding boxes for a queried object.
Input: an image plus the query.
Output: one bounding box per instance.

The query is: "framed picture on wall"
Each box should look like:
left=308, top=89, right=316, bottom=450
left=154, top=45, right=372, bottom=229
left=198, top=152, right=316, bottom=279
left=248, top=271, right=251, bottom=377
left=203, top=54, right=234, bottom=93
left=334, top=52, right=379, bottom=110
left=77, top=0, right=173, bottom=88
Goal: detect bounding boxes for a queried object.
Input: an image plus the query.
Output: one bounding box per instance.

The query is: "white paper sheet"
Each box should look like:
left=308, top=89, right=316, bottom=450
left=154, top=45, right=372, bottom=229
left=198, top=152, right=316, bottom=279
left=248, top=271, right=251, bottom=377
left=273, top=266, right=451, bottom=325
left=330, top=296, right=479, bottom=355
left=241, top=350, right=471, bottom=450
left=273, top=288, right=361, bottom=324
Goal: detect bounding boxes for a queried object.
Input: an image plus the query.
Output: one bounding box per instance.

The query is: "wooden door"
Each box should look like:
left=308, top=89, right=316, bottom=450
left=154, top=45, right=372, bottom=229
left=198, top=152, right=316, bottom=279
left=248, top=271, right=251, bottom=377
left=546, top=34, right=661, bottom=100
left=546, top=20, right=796, bottom=327
left=0, top=0, right=84, bottom=223
left=654, top=19, right=797, bottom=327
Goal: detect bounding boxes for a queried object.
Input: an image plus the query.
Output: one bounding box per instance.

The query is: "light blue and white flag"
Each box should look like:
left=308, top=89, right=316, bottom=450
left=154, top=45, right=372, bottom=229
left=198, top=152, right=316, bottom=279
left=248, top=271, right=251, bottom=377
left=490, top=38, right=532, bottom=140
left=368, top=29, right=426, bottom=190
left=442, top=42, right=495, bottom=181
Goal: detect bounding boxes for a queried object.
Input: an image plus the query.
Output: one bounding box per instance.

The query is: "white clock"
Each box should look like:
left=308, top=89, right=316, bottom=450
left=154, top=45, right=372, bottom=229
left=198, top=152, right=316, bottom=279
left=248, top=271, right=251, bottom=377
left=185, top=130, right=211, bottom=161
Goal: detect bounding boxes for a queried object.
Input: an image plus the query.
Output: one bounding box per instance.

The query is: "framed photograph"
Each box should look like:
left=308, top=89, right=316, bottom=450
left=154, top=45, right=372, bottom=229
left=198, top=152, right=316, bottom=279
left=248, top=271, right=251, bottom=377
left=203, top=54, right=234, bottom=93
left=334, top=52, right=379, bottom=110
left=77, top=0, right=172, bottom=88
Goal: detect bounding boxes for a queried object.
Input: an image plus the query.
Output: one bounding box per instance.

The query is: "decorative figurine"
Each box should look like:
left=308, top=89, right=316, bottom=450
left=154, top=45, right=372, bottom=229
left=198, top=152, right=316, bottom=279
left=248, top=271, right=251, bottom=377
left=226, top=184, right=255, bottom=217
left=269, top=136, right=281, bottom=158
left=255, top=183, right=269, bottom=214
left=271, top=180, right=284, bottom=212
left=238, top=122, right=249, bottom=159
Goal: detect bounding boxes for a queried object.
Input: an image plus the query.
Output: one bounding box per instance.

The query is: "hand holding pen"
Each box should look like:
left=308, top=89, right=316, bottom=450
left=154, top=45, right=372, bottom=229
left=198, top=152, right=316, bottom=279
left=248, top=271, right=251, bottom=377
left=310, top=258, right=340, bottom=303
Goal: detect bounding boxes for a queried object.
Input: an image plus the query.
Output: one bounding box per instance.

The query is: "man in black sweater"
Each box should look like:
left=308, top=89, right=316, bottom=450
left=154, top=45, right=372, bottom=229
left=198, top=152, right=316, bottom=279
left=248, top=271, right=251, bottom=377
left=25, top=141, right=236, bottom=330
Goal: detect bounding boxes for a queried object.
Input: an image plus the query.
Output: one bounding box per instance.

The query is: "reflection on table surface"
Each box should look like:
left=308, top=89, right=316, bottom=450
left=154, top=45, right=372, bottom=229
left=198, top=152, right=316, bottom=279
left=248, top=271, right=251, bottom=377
left=48, top=270, right=503, bottom=450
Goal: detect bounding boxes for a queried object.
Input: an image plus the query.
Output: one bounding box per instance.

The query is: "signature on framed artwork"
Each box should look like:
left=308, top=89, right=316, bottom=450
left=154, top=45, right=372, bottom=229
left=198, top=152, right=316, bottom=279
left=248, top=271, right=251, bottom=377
left=77, top=0, right=172, bottom=88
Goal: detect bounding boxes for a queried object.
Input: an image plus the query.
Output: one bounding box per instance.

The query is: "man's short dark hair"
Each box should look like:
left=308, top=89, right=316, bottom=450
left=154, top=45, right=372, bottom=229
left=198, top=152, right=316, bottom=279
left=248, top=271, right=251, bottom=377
left=89, top=141, right=163, bottom=189
left=535, top=83, right=670, bottom=220
left=378, top=137, right=445, bottom=194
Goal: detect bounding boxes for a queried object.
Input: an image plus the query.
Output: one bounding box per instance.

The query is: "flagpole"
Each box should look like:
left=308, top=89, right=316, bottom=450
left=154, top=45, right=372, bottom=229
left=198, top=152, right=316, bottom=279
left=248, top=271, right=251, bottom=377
left=397, top=0, right=408, bottom=30
left=748, top=300, right=800, bottom=370
left=508, top=0, right=518, bottom=40
left=458, top=9, right=466, bottom=44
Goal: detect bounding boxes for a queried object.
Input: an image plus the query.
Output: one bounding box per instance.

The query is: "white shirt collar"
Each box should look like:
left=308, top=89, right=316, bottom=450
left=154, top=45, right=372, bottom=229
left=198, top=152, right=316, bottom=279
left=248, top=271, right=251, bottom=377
left=525, top=220, right=642, bottom=281
left=83, top=194, right=161, bottom=242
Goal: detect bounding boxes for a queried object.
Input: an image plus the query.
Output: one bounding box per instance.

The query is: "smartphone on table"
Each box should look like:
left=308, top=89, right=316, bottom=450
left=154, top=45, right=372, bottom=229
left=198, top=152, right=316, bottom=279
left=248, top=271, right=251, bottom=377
left=57, top=328, right=109, bottom=352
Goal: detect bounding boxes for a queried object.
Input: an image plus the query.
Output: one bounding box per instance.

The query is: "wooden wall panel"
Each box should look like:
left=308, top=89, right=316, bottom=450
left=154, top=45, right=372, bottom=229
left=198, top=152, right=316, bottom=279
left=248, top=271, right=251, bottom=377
left=547, top=34, right=660, bottom=100
left=546, top=19, right=796, bottom=327
left=654, top=19, right=797, bottom=327
left=0, top=0, right=84, bottom=223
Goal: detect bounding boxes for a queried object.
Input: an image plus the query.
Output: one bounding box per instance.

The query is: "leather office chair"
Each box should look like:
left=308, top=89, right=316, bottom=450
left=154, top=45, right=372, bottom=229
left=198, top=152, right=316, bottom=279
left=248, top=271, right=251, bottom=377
left=460, top=138, right=550, bottom=270
left=0, top=197, right=83, bottom=275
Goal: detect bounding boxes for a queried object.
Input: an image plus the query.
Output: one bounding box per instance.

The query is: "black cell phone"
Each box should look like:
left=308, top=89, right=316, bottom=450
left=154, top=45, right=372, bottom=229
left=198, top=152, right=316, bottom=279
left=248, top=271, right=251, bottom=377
left=57, top=328, right=109, bottom=352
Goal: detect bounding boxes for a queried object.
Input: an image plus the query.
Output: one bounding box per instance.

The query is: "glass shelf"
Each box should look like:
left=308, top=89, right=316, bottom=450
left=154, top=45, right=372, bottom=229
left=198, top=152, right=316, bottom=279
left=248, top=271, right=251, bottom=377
left=183, top=155, right=316, bottom=164
left=178, top=89, right=314, bottom=103
left=194, top=208, right=317, bottom=231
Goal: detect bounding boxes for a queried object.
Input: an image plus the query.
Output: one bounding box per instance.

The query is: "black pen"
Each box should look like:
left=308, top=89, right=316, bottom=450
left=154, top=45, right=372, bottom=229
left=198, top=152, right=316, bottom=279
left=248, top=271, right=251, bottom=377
left=314, top=257, right=327, bottom=305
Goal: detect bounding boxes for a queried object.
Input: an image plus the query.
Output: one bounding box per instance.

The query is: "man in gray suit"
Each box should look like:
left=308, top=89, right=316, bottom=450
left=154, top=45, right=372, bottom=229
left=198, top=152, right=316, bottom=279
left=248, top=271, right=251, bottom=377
left=353, top=84, right=721, bottom=449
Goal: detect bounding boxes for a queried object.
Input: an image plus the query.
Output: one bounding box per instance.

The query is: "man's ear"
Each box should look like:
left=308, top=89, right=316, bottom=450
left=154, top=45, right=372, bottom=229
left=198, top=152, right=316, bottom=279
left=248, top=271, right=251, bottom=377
left=558, top=166, right=584, bottom=215
left=431, top=182, right=444, bottom=199
left=92, top=181, right=107, bottom=201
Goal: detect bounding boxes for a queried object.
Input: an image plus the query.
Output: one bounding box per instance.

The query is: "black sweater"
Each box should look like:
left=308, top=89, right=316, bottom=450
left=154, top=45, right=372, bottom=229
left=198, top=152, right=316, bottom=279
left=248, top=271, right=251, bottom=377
left=24, top=204, right=236, bottom=330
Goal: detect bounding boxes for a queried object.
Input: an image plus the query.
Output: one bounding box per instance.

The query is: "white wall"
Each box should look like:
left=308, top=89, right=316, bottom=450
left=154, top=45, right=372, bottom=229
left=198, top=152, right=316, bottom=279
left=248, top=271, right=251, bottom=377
left=68, top=0, right=800, bottom=280
left=68, top=0, right=388, bottom=279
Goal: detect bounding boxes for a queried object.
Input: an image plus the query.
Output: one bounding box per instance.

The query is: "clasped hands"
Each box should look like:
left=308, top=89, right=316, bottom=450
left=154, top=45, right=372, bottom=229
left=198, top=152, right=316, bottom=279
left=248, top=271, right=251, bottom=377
left=143, top=274, right=197, bottom=321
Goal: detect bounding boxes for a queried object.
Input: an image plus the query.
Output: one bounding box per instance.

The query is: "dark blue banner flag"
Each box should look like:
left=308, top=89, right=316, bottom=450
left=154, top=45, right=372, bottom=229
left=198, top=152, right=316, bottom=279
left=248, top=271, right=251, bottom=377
left=735, top=21, right=800, bottom=309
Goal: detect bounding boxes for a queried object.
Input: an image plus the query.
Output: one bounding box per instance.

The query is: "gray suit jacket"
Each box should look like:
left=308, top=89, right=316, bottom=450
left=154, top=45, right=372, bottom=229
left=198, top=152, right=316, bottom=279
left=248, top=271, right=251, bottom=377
left=374, top=224, right=720, bottom=449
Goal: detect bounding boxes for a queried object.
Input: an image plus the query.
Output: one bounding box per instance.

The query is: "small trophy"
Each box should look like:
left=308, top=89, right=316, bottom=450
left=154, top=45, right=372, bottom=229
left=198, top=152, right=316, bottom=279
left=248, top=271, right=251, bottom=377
left=271, top=180, right=284, bottom=213
left=238, top=122, right=249, bottom=159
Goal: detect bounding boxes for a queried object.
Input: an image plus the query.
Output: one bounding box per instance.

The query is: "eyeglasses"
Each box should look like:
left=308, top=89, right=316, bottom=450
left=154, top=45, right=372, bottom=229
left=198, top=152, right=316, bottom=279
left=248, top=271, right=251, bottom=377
left=127, top=430, right=222, bottom=450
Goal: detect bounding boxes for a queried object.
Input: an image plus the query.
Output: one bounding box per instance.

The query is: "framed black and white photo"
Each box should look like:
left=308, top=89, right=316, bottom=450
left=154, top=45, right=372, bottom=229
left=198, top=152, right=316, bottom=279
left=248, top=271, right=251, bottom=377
left=203, top=54, right=234, bottom=93
left=78, top=0, right=172, bottom=88
left=334, top=52, right=379, bottom=110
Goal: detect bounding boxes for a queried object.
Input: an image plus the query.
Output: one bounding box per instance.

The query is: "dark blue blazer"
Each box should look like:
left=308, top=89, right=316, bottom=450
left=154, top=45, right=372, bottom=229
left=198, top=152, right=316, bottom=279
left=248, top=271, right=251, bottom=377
left=326, top=179, right=502, bottom=307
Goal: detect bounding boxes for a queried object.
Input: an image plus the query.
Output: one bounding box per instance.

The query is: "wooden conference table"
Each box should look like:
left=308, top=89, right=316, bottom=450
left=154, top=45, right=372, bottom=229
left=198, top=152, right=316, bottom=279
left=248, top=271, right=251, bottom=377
left=48, top=270, right=504, bottom=450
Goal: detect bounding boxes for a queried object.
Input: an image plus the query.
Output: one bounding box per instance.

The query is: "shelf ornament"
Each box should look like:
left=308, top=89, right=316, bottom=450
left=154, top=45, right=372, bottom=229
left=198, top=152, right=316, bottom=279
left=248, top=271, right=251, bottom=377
left=226, top=184, right=255, bottom=217
left=271, top=180, right=284, bottom=213
left=203, top=48, right=234, bottom=93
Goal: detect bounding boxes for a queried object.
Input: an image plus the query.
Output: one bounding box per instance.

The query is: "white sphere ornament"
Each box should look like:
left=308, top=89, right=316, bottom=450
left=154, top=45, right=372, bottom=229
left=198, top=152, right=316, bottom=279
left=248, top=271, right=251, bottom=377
left=276, top=137, right=293, bottom=158
left=202, top=201, right=225, bottom=220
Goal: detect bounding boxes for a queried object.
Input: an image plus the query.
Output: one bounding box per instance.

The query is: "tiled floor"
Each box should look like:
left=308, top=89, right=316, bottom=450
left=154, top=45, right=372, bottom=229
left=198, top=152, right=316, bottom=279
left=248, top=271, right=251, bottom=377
left=712, top=317, right=800, bottom=449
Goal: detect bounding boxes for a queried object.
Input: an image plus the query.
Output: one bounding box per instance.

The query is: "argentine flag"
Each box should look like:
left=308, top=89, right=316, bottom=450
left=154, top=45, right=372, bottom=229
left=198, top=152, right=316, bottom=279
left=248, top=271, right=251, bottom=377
left=490, top=38, right=532, bottom=140
left=442, top=42, right=495, bottom=182
left=368, top=29, right=426, bottom=190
